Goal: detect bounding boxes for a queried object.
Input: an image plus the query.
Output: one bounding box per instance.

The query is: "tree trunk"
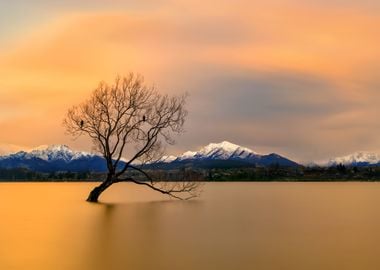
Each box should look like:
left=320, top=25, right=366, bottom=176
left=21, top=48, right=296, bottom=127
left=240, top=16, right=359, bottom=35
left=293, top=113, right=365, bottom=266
left=86, top=177, right=114, bottom=202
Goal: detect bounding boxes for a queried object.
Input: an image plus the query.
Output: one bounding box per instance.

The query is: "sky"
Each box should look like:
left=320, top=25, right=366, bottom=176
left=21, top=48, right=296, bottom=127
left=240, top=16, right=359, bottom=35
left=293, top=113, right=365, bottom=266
left=0, top=0, right=380, bottom=163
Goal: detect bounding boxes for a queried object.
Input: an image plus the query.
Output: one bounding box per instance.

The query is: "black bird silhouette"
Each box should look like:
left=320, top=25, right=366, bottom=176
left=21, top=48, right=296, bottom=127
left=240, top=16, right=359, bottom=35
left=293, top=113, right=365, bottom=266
left=143, top=115, right=146, bottom=122
left=80, top=120, right=84, bottom=128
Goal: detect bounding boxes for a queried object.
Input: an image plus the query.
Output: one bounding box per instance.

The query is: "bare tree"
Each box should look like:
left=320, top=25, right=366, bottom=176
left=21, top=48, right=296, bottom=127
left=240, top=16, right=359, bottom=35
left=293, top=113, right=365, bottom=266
left=64, top=73, right=201, bottom=202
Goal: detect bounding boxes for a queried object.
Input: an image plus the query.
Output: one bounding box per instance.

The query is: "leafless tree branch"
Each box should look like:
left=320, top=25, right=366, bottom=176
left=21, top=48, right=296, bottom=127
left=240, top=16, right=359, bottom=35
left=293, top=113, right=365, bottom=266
left=63, top=73, right=201, bottom=202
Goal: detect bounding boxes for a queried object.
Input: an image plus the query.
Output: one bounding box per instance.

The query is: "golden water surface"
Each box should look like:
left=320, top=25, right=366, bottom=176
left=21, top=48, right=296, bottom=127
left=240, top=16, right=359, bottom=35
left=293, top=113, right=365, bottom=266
left=1, top=182, right=380, bottom=270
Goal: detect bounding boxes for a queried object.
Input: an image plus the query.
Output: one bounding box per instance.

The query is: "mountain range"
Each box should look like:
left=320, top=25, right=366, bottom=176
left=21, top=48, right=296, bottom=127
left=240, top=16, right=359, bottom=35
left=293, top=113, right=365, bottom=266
left=0, top=145, right=107, bottom=172
left=153, top=141, right=299, bottom=168
left=0, top=141, right=299, bottom=172
left=1, top=142, right=380, bottom=173
left=327, top=152, right=380, bottom=167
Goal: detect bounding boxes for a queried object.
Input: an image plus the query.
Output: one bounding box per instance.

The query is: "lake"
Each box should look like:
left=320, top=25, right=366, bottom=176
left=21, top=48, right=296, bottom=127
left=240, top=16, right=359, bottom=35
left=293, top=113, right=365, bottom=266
left=1, top=182, right=380, bottom=270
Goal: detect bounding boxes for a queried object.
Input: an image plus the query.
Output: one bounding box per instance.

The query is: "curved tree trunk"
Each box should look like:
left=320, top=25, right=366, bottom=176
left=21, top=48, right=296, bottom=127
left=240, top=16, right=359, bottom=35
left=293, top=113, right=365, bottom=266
left=87, top=177, right=115, bottom=202
left=86, top=171, right=200, bottom=202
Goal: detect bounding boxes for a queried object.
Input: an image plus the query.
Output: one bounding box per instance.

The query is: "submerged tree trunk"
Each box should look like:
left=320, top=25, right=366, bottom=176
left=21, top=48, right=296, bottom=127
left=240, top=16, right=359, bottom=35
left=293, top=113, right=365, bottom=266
left=86, top=169, right=201, bottom=202
left=87, top=176, right=115, bottom=202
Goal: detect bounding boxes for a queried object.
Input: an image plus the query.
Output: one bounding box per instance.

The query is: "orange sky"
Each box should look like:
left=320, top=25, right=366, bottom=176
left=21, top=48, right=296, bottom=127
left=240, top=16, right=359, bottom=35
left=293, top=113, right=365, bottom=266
left=1, top=0, right=380, bottom=162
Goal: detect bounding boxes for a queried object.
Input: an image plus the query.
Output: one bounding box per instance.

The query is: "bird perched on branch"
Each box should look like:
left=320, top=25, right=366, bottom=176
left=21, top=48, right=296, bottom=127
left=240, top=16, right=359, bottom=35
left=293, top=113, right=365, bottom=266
left=80, top=120, right=84, bottom=128
left=143, top=115, right=146, bottom=122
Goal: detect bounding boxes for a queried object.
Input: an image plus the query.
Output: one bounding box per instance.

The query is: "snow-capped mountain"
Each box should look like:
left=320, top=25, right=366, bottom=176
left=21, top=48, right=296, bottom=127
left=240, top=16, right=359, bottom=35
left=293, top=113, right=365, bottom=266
left=158, top=155, right=177, bottom=163
left=0, top=141, right=299, bottom=172
left=328, top=151, right=380, bottom=167
left=158, top=141, right=298, bottom=167
left=0, top=145, right=107, bottom=172
left=176, top=141, right=258, bottom=161
left=8, top=145, right=96, bottom=162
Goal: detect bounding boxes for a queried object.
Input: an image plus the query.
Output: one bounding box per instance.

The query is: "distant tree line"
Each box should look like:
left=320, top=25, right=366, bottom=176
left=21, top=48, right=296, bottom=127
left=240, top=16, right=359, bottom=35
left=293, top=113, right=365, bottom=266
left=203, top=164, right=380, bottom=181
left=0, top=167, right=204, bottom=182
left=0, top=168, right=94, bottom=181
left=1, top=163, right=380, bottom=182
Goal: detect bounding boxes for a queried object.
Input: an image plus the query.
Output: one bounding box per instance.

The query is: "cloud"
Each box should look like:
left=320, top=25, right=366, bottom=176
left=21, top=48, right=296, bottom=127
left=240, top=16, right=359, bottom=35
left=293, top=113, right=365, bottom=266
left=0, top=2, right=380, bottom=161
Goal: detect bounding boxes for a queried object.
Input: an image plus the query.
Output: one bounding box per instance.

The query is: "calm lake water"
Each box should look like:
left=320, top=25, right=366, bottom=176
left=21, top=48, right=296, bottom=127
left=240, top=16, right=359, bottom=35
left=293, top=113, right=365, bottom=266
left=1, top=182, right=380, bottom=270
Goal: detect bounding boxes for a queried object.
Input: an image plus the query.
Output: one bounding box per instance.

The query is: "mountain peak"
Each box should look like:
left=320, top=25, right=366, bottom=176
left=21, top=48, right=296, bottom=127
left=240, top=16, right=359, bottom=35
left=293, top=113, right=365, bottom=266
left=31, top=144, right=72, bottom=153
left=328, top=151, right=380, bottom=166
left=158, top=155, right=177, bottom=163
left=47, top=144, right=71, bottom=151
left=156, top=141, right=298, bottom=167
left=24, top=144, right=94, bottom=162
left=175, top=141, right=259, bottom=161
left=0, top=144, right=106, bottom=172
left=203, top=141, right=243, bottom=152
left=200, top=141, right=257, bottom=156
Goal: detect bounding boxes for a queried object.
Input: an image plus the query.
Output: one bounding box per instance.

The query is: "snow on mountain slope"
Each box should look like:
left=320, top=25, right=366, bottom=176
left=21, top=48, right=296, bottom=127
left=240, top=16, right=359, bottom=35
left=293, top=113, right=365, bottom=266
left=179, top=151, right=198, bottom=160
left=328, top=151, right=380, bottom=166
left=1, top=144, right=96, bottom=163
left=177, top=141, right=258, bottom=161
left=153, top=141, right=299, bottom=167
left=0, top=141, right=299, bottom=170
left=27, top=145, right=95, bottom=162
left=0, top=144, right=107, bottom=172
left=158, top=155, right=177, bottom=163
